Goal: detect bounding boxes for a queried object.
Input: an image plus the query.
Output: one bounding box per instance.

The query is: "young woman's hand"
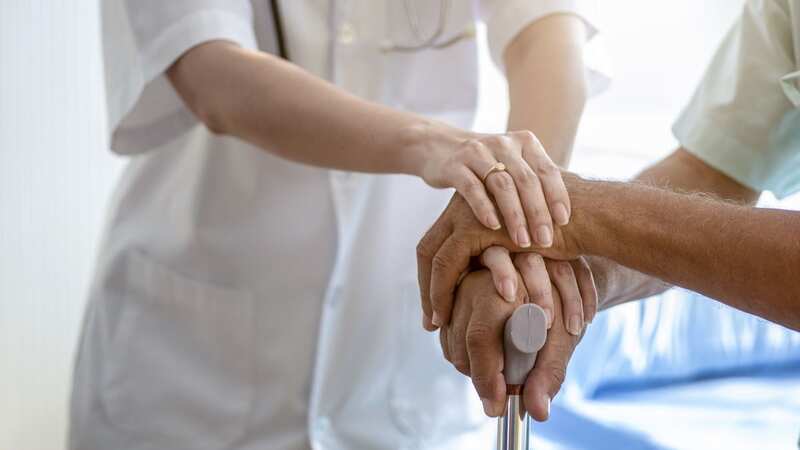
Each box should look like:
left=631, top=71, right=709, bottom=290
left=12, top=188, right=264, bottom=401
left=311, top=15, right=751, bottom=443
left=414, top=127, right=571, bottom=249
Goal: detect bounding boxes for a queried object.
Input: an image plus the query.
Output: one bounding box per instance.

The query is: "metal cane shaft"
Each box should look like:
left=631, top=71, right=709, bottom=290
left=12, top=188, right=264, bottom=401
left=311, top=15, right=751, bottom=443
left=496, top=304, right=548, bottom=450
left=497, top=394, right=530, bottom=450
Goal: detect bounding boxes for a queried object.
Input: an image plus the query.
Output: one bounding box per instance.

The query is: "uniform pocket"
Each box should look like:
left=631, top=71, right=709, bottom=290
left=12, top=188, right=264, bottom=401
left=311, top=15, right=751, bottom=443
left=100, top=251, right=255, bottom=449
left=388, top=283, right=486, bottom=444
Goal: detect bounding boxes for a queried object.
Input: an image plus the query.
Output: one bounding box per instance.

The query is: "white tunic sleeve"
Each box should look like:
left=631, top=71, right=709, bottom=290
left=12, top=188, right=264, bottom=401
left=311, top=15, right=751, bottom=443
left=672, top=0, right=800, bottom=199
left=102, top=0, right=258, bottom=154
left=478, top=0, right=610, bottom=95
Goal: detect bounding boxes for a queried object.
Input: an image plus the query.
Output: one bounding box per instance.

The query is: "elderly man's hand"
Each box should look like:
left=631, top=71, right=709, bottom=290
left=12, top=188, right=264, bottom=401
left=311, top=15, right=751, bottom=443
left=417, top=176, right=584, bottom=330
left=440, top=269, right=582, bottom=420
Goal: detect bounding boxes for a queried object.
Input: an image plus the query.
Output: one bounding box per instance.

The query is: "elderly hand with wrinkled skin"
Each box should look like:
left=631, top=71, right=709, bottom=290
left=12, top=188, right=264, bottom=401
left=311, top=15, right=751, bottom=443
left=441, top=269, right=582, bottom=420
left=417, top=188, right=595, bottom=336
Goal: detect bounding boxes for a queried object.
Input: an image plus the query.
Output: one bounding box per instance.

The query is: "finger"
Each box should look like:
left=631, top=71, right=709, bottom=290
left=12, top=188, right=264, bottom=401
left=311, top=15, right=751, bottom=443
left=523, top=288, right=581, bottom=422
left=546, top=259, right=584, bottom=336
left=466, top=318, right=506, bottom=417
left=502, top=153, right=554, bottom=249
left=417, top=214, right=453, bottom=331
left=518, top=131, right=571, bottom=226
left=514, top=253, right=554, bottom=328
left=484, top=170, right=530, bottom=249
left=439, top=327, right=451, bottom=362
left=571, top=258, right=598, bottom=324
left=479, top=246, right=519, bottom=303
left=446, top=284, right=474, bottom=376
left=430, top=235, right=473, bottom=328
left=454, top=149, right=502, bottom=231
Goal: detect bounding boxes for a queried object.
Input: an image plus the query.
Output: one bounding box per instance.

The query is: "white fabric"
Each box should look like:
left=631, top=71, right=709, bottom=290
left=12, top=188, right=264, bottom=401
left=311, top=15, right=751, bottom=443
left=673, top=0, right=800, bottom=199
left=481, top=0, right=598, bottom=70
left=72, top=1, right=603, bottom=449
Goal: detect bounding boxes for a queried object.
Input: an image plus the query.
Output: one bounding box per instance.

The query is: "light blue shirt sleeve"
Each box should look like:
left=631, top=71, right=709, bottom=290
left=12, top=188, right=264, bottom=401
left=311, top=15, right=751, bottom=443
left=672, top=0, right=800, bottom=199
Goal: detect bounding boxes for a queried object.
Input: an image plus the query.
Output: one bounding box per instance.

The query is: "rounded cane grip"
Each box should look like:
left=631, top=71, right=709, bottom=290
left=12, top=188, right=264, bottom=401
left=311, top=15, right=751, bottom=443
left=503, top=304, right=548, bottom=386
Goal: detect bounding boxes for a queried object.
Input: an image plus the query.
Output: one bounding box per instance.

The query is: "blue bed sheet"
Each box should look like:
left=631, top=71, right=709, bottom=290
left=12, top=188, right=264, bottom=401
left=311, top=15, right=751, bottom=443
left=532, top=289, right=800, bottom=449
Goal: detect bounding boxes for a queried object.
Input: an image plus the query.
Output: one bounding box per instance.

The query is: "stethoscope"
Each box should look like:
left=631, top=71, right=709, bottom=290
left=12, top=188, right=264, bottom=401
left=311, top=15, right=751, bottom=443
left=381, top=0, right=476, bottom=53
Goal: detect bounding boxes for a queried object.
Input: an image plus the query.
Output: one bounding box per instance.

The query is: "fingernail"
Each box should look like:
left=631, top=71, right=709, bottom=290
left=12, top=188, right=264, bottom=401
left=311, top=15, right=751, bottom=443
left=516, top=226, right=531, bottom=248
left=553, top=203, right=570, bottom=226
left=567, top=315, right=582, bottom=336
left=500, top=279, right=516, bottom=302
left=481, top=398, right=493, bottom=416
left=535, top=225, right=553, bottom=248
left=486, top=213, right=501, bottom=230
left=542, top=393, right=551, bottom=419
left=432, top=312, right=442, bottom=327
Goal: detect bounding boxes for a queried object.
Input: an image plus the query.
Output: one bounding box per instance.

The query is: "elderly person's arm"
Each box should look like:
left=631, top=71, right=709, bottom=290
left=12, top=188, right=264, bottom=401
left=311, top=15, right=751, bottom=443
left=419, top=146, right=800, bottom=330
left=563, top=153, right=800, bottom=327
left=586, top=148, right=759, bottom=309
left=436, top=147, right=792, bottom=422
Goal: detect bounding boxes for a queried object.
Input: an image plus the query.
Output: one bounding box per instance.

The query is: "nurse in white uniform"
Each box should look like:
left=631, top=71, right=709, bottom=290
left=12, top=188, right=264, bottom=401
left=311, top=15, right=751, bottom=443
left=70, top=1, right=603, bottom=449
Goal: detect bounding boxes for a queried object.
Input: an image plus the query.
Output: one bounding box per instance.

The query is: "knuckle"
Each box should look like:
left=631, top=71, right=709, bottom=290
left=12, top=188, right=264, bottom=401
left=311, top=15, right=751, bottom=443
left=471, top=373, right=495, bottom=392
left=555, top=261, right=573, bottom=277
left=416, top=238, right=434, bottom=259
left=452, top=357, right=471, bottom=375
left=535, top=161, right=560, bottom=178
left=515, top=130, right=537, bottom=144
left=495, top=135, right=514, bottom=153
left=460, top=177, right=484, bottom=196
left=488, top=172, right=515, bottom=192
left=509, top=209, right=525, bottom=226
left=531, top=211, right=552, bottom=228
left=519, top=252, right=544, bottom=268
left=516, top=166, right=540, bottom=187
left=466, top=323, right=494, bottom=348
left=463, top=139, right=485, bottom=156
left=431, top=252, right=454, bottom=273
left=544, top=363, right=567, bottom=394
left=530, top=283, right=552, bottom=301
left=484, top=134, right=508, bottom=147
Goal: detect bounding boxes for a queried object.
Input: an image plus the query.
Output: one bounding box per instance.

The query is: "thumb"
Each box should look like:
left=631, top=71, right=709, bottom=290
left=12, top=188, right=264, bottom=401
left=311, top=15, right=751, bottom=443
left=522, top=288, right=581, bottom=421
left=522, top=350, right=568, bottom=421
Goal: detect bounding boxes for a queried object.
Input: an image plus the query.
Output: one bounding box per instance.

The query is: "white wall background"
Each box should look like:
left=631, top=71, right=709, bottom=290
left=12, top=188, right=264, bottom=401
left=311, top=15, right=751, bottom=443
left=0, top=1, right=123, bottom=449
left=1, top=1, right=745, bottom=449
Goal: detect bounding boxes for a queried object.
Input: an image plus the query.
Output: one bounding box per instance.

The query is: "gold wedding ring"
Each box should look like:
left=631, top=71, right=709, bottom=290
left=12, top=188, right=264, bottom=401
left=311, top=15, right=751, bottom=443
left=481, top=162, right=507, bottom=182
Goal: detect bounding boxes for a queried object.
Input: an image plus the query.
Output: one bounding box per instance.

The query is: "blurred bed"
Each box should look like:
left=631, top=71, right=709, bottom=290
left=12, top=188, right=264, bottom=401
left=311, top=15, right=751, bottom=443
left=533, top=289, right=800, bottom=450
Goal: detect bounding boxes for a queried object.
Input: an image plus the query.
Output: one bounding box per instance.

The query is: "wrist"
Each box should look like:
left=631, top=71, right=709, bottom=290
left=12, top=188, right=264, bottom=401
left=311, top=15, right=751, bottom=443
left=398, top=120, right=472, bottom=180
left=583, top=256, right=614, bottom=310
left=562, top=173, right=604, bottom=256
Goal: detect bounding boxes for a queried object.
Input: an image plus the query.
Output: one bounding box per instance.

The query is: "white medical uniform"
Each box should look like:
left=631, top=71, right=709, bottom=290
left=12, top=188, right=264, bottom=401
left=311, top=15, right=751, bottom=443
left=70, top=1, right=602, bottom=449
left=674, top=0, right=800, bottom=198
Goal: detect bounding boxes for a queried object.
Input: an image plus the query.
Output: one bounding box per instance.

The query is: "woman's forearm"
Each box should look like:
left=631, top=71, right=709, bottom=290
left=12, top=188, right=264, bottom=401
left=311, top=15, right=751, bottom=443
left=167, top=40, right=461, bottom=176
left=169, top=40, right=585, bottom=252
left=505, top=14, right=588, bottom=167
